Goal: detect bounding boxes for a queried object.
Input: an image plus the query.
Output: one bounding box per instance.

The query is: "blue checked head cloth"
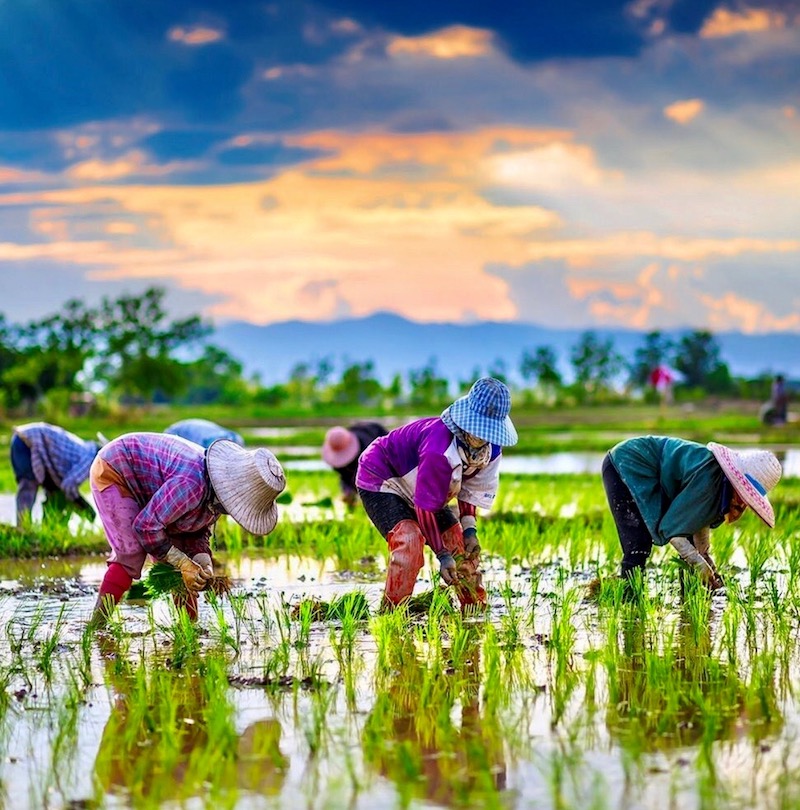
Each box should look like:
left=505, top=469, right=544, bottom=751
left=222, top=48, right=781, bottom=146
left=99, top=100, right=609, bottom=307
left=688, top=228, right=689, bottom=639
left=444, top=377, right=518, bottom=447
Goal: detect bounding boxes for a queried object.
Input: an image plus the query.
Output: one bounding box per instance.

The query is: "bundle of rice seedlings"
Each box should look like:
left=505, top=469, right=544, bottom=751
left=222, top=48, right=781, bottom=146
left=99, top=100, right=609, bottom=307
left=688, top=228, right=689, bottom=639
left=141, top=559, right=232, bottom=598
left=291, top=591, right=370, bottom=621
left=405, top=588, right=454, bottom=615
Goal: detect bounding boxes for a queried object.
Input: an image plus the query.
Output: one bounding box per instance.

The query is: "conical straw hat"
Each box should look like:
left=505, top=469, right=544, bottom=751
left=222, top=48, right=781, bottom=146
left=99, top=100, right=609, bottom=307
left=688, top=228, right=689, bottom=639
left=206, top=440, right=286, bottom=535
left=707, top=442, right=782, bottom=528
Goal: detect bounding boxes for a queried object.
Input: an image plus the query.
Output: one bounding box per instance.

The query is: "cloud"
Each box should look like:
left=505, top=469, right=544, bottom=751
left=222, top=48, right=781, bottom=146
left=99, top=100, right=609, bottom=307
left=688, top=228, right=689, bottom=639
left=663, top=98, right=705, bottom=124
left=699, top=290, right=800, bottom=332
left=387, top=26, right=494, bottom=59
left=484, top=142, right=618, bottom=191
left=700, top=6, right=787, bottom=38
left=168, top=25, right=225, bottom=45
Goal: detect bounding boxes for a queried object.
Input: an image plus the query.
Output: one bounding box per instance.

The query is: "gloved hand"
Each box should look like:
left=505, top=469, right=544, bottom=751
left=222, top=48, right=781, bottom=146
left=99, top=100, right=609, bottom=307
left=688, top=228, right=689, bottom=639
left=463, top=527, right=481, bottom=557
left=670, top=535, right=723, bottom=590
left=192, top=553, right=214, bottom=581
left=165, top=546, right=210, bottom=592
left=437, top=551, right=459, bottom=585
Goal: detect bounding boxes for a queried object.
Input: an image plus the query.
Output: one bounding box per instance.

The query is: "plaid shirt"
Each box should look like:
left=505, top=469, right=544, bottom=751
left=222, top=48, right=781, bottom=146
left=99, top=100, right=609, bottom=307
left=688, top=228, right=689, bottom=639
left=14, top=422, right=99, bottom=500
left=98, top=433, right=217, bottom=558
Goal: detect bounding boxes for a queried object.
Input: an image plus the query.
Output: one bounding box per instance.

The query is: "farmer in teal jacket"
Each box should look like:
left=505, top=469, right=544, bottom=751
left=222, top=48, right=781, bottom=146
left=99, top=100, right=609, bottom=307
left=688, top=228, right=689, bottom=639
left=603, top=436, right=782, bottom=588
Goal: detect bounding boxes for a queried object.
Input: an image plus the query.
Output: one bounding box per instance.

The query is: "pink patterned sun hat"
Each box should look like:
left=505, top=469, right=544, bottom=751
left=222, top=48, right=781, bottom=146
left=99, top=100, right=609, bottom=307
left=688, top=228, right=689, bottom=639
left=707, top=442, right=782, bottom=528
left=322, top=427, right=360, bottom=468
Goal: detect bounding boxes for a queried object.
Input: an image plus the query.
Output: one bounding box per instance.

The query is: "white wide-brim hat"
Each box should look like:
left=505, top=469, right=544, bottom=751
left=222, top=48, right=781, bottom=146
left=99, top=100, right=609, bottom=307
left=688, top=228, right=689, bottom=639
left=206, top=440, right=286, bottom=536
left=707, top=442, right=782, bottom=528
left=448, top=377, right=518, bottom=447
left=322, top=426, right=359, bottom=468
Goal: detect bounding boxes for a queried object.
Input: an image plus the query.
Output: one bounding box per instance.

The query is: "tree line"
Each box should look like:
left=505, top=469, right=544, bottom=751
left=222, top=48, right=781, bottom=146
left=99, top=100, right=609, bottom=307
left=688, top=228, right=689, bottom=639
left=0, top=287, right=777, bottom=415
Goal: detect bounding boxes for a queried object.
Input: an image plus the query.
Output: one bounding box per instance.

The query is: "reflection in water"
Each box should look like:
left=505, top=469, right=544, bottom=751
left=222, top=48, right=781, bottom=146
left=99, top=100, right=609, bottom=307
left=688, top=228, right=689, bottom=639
left=363, top=629, right=506, bottom=808
left=94, top=642, right=289, bottom=805
left=605, top=601, right=783, bottom=754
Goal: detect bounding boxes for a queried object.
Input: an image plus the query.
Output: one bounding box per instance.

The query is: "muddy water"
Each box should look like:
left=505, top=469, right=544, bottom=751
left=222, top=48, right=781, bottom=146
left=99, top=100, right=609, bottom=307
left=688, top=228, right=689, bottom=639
left=0, top=552, right=796, bottom=809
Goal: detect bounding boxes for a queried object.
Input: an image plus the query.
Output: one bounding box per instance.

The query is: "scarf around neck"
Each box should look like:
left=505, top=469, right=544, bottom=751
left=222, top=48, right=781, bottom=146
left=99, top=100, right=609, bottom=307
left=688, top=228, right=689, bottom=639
left=441, top=407, right=492, bottom=472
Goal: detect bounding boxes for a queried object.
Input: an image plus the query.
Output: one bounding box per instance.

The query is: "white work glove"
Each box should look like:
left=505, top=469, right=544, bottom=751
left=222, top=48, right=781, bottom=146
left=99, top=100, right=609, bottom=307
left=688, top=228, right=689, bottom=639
left=670, top=533, right=723, bottom=590
left=165, top=546, right=210, bottom=592
left=192, top=552, right=213, bottom=581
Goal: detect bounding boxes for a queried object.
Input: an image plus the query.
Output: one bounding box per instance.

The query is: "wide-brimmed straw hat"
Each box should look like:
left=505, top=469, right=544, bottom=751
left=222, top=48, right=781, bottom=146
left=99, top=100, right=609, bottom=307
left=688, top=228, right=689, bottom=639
left=322, top=427, right=359, bottom=468
left=447, top=377, right=518, bottom=447
left=206, top=440, right=286, bottom=535
left=707, top=442, right=782, bottom=528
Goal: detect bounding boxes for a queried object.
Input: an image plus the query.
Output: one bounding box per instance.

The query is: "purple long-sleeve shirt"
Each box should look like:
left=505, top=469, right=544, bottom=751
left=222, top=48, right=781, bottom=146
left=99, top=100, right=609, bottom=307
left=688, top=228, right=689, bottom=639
left=97, top=433, right=218, bottom=559
left=356, top=417, right=501, bottom=552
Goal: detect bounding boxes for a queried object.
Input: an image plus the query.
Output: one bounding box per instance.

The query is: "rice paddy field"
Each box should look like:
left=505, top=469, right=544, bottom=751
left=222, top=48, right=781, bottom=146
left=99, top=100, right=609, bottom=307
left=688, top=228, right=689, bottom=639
left=1, top=408, right=800, bottom=809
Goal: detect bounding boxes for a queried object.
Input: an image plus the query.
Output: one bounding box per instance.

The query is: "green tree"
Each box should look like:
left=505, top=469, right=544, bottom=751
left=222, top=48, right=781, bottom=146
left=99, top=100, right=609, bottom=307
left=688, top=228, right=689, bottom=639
left=3, top=299, right=99, bottom=408
left=408, top=359, right=449, bottom=406
left=570, top=331, right=624, bottom=398
left=333, top=361, right=382, bottom=405
left=674, top=330, right=732, bottom=392
left=94, top=287, right=209, bottom=401
left=520, top=346, right=562, bottom=387
left=182, top=345, right=248, bottom=404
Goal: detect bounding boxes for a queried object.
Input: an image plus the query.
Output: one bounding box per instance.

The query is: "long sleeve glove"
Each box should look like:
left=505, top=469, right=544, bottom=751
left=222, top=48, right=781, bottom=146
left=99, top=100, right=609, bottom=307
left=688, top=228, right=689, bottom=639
left=670, top=534, right=723, bottom=589
left=165, top=546, right=210, bottom=592
left=437, top=551, right=459, bottom=585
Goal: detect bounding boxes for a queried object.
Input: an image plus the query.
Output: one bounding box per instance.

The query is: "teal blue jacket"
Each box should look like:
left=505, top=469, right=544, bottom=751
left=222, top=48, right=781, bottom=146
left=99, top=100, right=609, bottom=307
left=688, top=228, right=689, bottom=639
left=608, top=436, right=726, bottom=546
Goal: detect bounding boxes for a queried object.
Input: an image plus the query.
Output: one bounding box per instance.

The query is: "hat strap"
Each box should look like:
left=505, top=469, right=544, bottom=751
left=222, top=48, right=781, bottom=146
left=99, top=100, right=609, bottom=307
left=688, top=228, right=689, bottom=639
left=745, top=473, right=766, bottom=495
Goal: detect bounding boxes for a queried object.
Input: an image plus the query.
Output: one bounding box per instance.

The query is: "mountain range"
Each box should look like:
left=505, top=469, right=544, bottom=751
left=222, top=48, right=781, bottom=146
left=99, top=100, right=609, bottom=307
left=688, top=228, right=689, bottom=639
left=213, top=313, right=800, bottom=387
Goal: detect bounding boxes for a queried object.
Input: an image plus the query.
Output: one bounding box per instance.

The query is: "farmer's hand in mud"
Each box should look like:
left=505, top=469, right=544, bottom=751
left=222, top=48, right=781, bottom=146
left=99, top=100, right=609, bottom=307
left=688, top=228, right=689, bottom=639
left=192, top=553, right=214, bottom=580
left=165, top=546, right=210, bottom=592
left=437, top=552, right=459, bottom=585
left=463, top=527, right=481, bottom=558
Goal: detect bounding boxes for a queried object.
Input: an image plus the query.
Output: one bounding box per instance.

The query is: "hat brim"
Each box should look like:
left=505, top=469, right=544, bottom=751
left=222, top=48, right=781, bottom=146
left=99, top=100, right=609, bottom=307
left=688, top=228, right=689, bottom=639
left=322, top=432, right=360, bottom=468
left=448, top=396, right=518, bottom=446
left=708, top=442, right=775, bottom=528
left=206, top=440, right=285, bottom=535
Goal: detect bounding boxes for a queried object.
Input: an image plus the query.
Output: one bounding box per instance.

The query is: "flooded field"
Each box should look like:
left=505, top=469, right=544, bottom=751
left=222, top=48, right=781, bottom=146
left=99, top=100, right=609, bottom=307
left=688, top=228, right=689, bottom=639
left=0, top=467, right=799, bottom=809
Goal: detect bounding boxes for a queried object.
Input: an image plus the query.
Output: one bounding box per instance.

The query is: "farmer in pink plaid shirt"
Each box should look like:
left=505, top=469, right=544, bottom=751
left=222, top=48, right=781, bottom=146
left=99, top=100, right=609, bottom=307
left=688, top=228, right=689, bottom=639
left=89, top=432, right=285, bottom=626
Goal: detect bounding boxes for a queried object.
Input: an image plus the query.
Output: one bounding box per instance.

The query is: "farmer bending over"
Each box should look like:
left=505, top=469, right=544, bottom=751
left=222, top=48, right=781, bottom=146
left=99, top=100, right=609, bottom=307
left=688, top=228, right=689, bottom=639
left=89, top=433, right=285, bottom=626
left=357, top=377, right=517, bottom=612
left=322, top=421, right=387, bottom=506
left=11, top=421, right=103, bottom=526
left=164, top=418, right=245, bottom=449
left=603, top=436, right=781, bottom=590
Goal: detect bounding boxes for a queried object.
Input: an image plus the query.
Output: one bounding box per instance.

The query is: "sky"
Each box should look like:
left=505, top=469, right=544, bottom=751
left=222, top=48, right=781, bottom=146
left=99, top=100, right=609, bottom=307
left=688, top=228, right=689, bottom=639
left=1, top=0, right=799, bottom=333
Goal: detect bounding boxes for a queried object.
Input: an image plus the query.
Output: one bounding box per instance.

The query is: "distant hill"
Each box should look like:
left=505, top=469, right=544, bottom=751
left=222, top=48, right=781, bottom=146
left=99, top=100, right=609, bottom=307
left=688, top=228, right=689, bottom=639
left=212, top=313, right=800, bottom=387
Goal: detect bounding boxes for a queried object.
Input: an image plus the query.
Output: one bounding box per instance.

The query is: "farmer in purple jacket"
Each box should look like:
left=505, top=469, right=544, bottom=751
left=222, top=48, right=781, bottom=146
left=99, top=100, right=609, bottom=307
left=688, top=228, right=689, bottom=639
left=357, top=377, right=517, bottom=611
left=89, top=433, right=286, bottom=626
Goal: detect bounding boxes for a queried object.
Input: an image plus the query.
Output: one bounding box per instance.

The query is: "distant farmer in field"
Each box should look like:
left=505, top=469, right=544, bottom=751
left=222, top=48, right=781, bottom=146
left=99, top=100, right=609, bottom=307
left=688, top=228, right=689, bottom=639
left=357, top=377, right=517, bottom=612
left=164, top=418, right=245, bottom=449
left=89, top=433, right=286, bottom=626
left=11, top=422, right=103, bottom=526
left=322, top=422, right=388, bottom=506
left=602, top=436, right=781, bottom=591
left=761, top=374, right=789, bottom=426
